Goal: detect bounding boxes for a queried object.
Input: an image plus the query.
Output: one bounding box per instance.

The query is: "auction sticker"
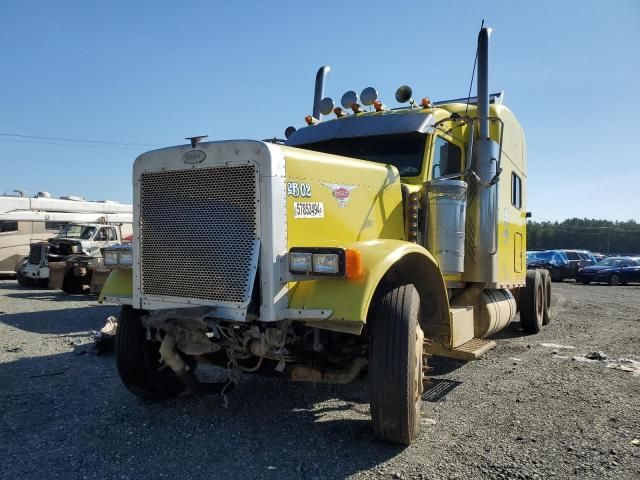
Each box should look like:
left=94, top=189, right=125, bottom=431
left=294, top=202, right=324, bottom=218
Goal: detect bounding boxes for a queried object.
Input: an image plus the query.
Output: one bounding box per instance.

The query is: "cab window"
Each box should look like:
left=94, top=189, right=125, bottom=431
left=0, top=221, right=18, bottom=233
left=95, top=227, right=117, bottom=241
left=45, top=221, right=68, bottom=231
left=94, top=228, right=107, bottom=241
left=565, top=251, right=581, bottom=260
left=432, top=136, right=462, bottom=178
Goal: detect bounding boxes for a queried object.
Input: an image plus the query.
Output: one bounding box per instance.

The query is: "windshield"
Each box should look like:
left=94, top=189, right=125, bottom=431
left=528, top=251, right=555, bottom=262
left=295, top=132, right=427, bottom=176
left=58, top=224, right=96, bottom=240
left=528, top=251, right=568, bottom=265
left=595, top=258, right=630, bottom=267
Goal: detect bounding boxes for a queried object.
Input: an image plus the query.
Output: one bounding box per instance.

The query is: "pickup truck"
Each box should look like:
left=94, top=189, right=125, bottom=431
left=17, top=223, right=131, bottom=293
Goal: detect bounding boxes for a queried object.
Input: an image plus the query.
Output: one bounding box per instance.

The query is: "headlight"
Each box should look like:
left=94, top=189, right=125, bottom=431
left=119, top=250, right=133, bottom=266
left=312, top=253, right=340, bottom=274
left=288, top=248, right=357, bottom=277
left=104, top=250, right=119, bottom=266
left=289, top=252, right=313, bottom=273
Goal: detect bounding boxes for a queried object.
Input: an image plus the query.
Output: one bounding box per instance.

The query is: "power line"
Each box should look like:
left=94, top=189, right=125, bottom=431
left=0, top=137, right=148, bottom=150
left=0, top=132, right=160, bottom=147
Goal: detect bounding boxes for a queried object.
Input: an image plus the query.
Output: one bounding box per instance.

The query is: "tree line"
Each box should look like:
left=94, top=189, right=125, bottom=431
left=527, top=218, right=640, bottom=254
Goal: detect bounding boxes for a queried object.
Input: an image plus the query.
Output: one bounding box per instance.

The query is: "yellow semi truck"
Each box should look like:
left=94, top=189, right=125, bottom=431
left=100, top=27, right=550, bottom=445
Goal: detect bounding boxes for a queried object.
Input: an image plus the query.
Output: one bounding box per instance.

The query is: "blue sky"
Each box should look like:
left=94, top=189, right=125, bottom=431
left=1, top=0, right=639, bottom=221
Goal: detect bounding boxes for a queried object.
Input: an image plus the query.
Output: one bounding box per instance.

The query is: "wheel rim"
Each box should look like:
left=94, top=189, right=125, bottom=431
left=611, top=275, right=620, bottom=286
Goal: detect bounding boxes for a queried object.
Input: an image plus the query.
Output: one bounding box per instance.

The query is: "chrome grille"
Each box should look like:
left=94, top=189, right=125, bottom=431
left=139, top=165, right=258, bottom=304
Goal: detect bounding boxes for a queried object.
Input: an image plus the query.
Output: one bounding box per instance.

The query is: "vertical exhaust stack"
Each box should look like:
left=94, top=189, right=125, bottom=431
left=465, top=27, right=500, bottom=284
left=477, top=28, right=491, bottom=140
left=312, top=66, right=331, bottom=121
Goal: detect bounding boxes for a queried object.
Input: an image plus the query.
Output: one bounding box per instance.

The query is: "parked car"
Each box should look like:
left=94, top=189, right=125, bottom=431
left=558, top=249, right=597, bottom=280
left=526, top=250, right=571, bottom=281
left=577, top=257, right=640, bottom=285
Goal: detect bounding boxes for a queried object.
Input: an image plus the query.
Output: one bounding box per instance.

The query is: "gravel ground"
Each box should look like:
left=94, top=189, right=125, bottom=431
left=1, top=279, right=639, bottom=479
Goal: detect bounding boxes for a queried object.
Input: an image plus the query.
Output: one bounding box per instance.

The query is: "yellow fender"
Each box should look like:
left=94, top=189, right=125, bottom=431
left=98, top=241, right=450, bottom=335
left=289, top=239, right=450, bottom=334
left=98, top=268, right=133, bottom=304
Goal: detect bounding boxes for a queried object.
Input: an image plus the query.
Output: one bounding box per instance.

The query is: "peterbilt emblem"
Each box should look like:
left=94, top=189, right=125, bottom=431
left=322, top=183, right=357, bottom=208
left=182, top=150, right=206, bottom=164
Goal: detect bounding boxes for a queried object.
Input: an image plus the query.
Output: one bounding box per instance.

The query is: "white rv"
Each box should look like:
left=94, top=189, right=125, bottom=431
left=0, top=192, right=132, bottom=275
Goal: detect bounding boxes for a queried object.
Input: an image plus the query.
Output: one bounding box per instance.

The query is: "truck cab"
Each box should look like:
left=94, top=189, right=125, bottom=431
left=100, top=27, right=549, bottom=446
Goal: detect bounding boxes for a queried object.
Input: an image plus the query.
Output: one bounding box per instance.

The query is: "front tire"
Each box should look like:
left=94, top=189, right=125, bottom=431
left=609, top=274, right=621, bottom=286
left=115, top=306, right=185, bottom=399
left=520, top=270, right=544, bottom=334
left=16, top=261, right=34, bottom=288
left=61, top=271, right=84, bottom=294
left=369, top=284, right=424, bottom=445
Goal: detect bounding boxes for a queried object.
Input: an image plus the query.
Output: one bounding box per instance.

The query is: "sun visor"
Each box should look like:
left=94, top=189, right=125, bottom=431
left=286, top=112, right=436, bottom=147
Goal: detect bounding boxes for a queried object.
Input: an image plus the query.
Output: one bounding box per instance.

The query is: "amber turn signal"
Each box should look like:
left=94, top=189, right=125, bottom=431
left=334, top=107, right=348, bottom=118
left=345, top=248, right=364, bottom=279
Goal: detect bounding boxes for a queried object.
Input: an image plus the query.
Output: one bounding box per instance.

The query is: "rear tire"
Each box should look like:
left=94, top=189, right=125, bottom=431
left=115, top=306, right=185, bottom=400
left=540, top=269, right=552, bottom=325
left=520, top=270, right=544, bottom=334
left=369, top=284, right=424, bottom=445
left=61, top=271, right=84, bottom=294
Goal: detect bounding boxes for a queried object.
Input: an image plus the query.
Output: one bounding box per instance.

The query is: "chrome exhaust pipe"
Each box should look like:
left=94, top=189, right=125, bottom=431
left=312, top=65, right=331, bottom=121
left=477, top=27, right=492, bottom=139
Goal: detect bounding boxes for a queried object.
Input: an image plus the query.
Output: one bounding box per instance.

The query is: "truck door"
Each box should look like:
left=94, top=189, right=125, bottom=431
left=92, top=227, right=116, bottom=255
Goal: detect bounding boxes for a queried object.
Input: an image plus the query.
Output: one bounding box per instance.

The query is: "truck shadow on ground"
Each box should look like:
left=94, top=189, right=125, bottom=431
left=0, top=280, right=94, bottom=302
left=0, top=351, right=423, bottom=479
left=0, top=305, right=116, bottom=335
left=488, top=318, right=526, bottom=340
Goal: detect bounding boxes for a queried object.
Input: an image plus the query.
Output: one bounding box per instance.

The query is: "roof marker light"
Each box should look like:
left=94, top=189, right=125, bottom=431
left=333, top=107, right=348, bottom=118
left=341, top=90, right=361, bottom=112
left=284, top=126, right=296, bottom=138
left=420, top=97, right=433, bottom=108
left=360, top=87, right=378, bottom=106
left=373, top=100, right=387, bottom=112
left=305, top=115, right=319, bottom=125
left=319, top=97, right=335, bottom=116
left=395, top=85, right=415, bottom=107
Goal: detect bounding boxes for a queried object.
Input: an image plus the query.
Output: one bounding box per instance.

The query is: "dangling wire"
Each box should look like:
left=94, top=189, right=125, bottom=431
left=464, top=19, right=485, bottom=117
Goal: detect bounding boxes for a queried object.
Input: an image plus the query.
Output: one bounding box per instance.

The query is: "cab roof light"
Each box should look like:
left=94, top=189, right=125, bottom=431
left=305, top=115, right=320, bottom=125
left=420, top=97, right=433, bottom=109
left=395, top=85, right=415, bottom=108
left=341, top=91, right=361, bottom=113
left=319, top=97, right=335, bottom=116
left=373, top=100, right=387, bottom=112
left=333, top=107, right=348, bottom=118
left=360, top=87, right=378, bottom=107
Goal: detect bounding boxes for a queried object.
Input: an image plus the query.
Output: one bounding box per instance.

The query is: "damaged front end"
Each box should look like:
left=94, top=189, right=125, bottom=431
left=138, top=306, right=368, bottom=395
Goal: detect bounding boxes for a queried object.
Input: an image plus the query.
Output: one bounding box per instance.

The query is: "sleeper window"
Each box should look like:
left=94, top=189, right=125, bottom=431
left=511, top=173, right=522, bottom=209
